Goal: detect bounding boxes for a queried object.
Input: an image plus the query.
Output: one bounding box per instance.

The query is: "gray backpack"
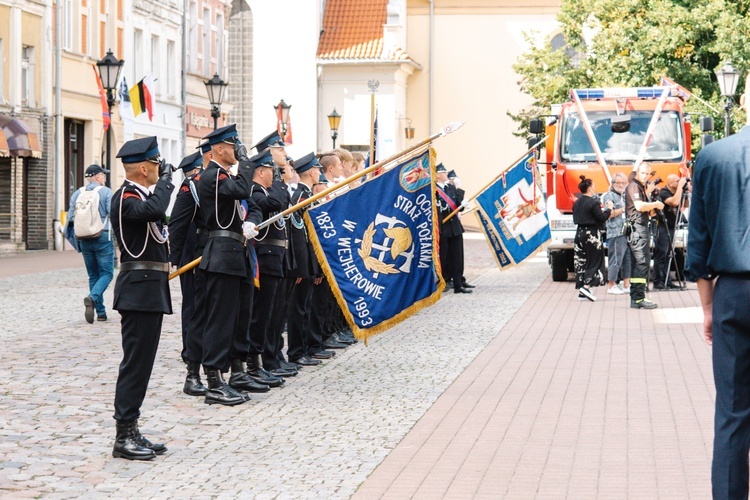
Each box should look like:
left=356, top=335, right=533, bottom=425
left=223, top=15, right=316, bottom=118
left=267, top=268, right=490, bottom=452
left=73, top=186, right=105, bottom=239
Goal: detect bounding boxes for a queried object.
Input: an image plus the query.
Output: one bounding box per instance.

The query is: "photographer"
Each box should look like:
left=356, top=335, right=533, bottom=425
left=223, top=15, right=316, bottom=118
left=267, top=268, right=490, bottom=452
left=625, top=162, right=664, bottom=309
left=653, top=175, right=689, bottom=290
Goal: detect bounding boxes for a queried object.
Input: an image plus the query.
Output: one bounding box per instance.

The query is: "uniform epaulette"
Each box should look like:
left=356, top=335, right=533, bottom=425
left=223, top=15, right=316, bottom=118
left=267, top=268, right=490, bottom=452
left=123, top=192, right=141, bottom=200
left=218, top=172, right=229, bottom=181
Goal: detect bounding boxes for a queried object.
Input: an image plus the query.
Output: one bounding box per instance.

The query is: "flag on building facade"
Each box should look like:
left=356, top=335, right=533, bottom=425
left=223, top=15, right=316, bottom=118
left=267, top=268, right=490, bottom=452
left=474, top=153, right=550, bottom=268
left=92, top=66, right=110, bottom=131
left=118, top=75, right=133, bottom=120
left=305, top=148, right=443, bottom=342
left=129, top=76, right=155, bottom=120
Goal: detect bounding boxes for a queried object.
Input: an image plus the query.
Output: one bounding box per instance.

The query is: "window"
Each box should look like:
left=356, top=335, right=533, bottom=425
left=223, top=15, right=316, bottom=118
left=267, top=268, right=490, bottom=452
left=133, top=29, right=143, bottom=80
left=215, top=13, right=224, bottom=75
left=188, top=1, right=197, bottom=73
left=166, top=40, right=176, bottom=97
left=64, top=0, right=74, bottom=50
left=151, top=35, right=160, bottom=96
left=21, top=46, right=35, bottom=108
left=202, top=7, right=211, bottom=76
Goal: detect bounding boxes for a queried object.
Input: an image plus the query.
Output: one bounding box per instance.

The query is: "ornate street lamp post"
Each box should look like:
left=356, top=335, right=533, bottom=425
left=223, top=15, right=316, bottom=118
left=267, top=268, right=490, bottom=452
left=275, top=99, right=291, bottom=136
left=204, top=73, right=228, bottom=131
left=96, top=49, right=124, bottom=186
left=327, top=108, right=341, bottom=149
left=715, top=61, right=740, bottom=137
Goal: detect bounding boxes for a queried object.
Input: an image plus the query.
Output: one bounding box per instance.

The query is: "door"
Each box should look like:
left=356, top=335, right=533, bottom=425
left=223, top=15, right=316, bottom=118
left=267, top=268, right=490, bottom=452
left=64, top=119, right=85, bottom=209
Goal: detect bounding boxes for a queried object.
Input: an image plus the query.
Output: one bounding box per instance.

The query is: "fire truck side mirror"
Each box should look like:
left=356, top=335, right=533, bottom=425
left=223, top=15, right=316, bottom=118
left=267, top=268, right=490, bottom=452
left=700, top=116, right=714, bottom=133
left=529, top=118, right=544, bottom=135
left=528, top=137, right=541, bottom=156
left=702, top=134, right=715, bottom=147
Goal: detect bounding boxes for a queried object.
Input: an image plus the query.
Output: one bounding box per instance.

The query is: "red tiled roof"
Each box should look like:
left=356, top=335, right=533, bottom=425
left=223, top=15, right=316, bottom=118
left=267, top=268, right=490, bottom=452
left=317, top=0, right=389, bottom=60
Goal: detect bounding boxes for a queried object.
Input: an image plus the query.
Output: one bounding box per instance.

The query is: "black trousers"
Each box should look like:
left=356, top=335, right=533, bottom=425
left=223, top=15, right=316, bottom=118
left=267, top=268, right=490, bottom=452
left=184, top=268, right=206, bottom=364
left=712, top=276, right=750, bottom=499
left=114, top=311, right=163, bottom=422
left=250, top=273, right=281, bottom=358
left=309, top=279, right=334, bottom=353
left=652, top=224, right=674, bottom=286
left=231, top=280, right=254, bottom=362
left=440, top=234, right=464, bottom=290
left=202, top=272, right=242, bottom=371
left=627, top=223, right=650, bottom=303
left=178, top=271, right=195, bottom=362
left=287, top=278, right=313, bottom=361
left=264, top=278, right=294, bottom=369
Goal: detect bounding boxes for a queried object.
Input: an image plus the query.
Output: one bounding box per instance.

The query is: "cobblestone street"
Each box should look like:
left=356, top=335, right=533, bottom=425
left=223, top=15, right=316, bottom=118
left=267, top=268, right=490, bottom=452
left=0, top=236, right=557, bottom=498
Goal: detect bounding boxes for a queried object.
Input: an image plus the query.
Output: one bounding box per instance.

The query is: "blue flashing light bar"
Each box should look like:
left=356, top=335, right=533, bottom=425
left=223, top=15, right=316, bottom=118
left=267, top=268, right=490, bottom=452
left=572, top=87, right=674, bottom=100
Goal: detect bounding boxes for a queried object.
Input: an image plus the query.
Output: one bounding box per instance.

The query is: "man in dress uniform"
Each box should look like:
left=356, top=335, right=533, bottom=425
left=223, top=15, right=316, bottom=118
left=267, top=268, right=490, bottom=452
left=110, top=136, right=174, bottom=460
left=436, top=163, right=471, bottom=294
left=197, top=124, right=262, bottom=406
left=446, top=169, right=475, bottom=290
left=685, top=74, right=750, bottom=498
left=168, top=150, right=208, bottom=396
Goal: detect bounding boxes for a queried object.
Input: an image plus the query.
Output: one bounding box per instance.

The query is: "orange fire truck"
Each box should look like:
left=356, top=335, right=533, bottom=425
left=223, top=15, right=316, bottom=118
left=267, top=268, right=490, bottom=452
left=531, top=87, right=692, bottom=281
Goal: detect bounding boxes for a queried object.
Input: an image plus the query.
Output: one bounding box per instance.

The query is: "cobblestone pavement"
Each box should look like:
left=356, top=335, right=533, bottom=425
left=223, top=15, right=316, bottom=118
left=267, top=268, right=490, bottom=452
left=0, top=235, right=549, bottom=498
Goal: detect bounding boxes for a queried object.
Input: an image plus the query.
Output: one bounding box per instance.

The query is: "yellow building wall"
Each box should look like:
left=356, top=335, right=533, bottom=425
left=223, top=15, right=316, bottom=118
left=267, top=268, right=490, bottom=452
left=407, top=0, right=559, bottom=227
left=0, top=5, right=9, bottom=102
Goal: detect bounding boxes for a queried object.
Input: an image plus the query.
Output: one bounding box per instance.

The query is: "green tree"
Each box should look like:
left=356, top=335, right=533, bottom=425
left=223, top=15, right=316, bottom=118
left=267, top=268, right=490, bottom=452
left=512, top=0, right=750, bottom=146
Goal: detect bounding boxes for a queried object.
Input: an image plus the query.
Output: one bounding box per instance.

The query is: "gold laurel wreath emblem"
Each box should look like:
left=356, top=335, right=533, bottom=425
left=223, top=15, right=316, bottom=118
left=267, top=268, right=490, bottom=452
left=358, top=223, right=398, bottom=275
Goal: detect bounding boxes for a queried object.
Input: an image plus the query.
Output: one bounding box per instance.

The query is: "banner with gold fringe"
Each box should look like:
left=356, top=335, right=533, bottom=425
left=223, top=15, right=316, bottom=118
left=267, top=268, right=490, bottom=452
left=305, top=148, right=444, bottom=342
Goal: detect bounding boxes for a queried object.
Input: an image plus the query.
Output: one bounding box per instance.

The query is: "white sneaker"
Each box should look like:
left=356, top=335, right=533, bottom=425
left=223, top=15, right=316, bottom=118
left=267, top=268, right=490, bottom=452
left=579, top=287, right=597, bottom=302
left=622, top=287, right=631, bottom=294
left=607, top=286, right=625, bottom=295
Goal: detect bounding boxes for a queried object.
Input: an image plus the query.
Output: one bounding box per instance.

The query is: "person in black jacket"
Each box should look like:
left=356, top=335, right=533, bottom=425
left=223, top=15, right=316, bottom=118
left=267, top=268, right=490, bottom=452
left=572, top=175, right=613, bottom=302
left=197, top=124, right=262, bottom=406
left=110, top=136, right=174, bottom=460
left=436, top=163, right=471, bottom=294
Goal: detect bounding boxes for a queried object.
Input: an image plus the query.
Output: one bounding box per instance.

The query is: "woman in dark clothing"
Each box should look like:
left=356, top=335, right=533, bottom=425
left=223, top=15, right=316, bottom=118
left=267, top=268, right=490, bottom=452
left=572, top=176, right=613, bottom=301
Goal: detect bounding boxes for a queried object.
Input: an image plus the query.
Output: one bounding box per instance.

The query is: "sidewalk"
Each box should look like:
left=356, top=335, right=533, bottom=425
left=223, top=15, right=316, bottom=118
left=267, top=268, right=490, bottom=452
left=0, top=248, right=82, bottom=278
left=353, top=280, right=713, bottom=498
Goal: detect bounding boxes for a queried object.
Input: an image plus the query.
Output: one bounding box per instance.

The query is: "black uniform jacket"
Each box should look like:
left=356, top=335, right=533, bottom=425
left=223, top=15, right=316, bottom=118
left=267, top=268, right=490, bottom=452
left=111, top=178, right=174, bottom=313
left=250, top=180, right=289, bottom=278
left=436, top=182, right=465, bottom=238
left=286, top=182, right=320, bottom=279
left=197, top=160, right=259, bottom=278
left=169, top=172, right=207, bottom=266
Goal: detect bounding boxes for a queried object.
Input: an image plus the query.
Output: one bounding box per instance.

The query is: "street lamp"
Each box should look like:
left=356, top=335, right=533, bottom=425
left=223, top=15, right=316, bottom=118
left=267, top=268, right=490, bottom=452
left=96, top=49, right=124, bottom=187
left=715, top=61, right=741, bottom=137
left=204, top=73, right=228, bottom=130
left=404, top=118, right=415, bottom=140
left=275, top=99, right=291, bottom=136
left=327, top=108, right=341, bottom=148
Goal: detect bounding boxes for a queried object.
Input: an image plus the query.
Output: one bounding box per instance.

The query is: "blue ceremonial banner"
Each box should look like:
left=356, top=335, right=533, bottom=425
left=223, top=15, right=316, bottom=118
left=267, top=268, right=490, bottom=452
left=474, top=153, right=550, bottom=267
left=305, top=148, right=444, bottom=341
left=475, top=210, right=514, bottom=270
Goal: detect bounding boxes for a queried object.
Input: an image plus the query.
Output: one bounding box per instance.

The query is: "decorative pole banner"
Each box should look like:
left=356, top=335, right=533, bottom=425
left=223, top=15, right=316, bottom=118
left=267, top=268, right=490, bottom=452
left=305, top=148, right=444, bottom=342
left=474, top=153, right=550, bottom=267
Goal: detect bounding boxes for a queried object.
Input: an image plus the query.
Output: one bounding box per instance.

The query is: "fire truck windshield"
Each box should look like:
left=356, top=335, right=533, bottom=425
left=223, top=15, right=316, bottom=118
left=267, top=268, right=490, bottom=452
left=560, top=110, right=683, bottom=163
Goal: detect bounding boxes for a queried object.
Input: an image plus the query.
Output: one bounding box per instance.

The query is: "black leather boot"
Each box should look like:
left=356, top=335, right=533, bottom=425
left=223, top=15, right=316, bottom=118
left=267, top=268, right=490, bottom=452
left=204, top=368, right=247, bottom=406
left=246, top=354, right=284, bottom=387
left=113, top=420, right=156, bottom=460
left=229, top=359, right=270, bottom=393
left=132, top=420, right=167, bottom=455
left=183, top=361, right=207, bottom=396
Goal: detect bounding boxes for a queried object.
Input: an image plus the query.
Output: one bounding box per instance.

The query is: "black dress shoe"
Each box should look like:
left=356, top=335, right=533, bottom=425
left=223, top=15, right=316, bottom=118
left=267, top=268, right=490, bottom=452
left=269, top=367, right=298, bottom=378
left=323, top=339, right=348, bottom=349
left=290, top=356, right=322, bottom=366
left=310, top=350, right=335, bottom=359
left=461, top=281, right=476, bottom=289
left=667, top=282, right=682, bottom=290
left=332, top=332, right=355, bottom=345
left=653, top=283, right=666, bottom=290
left=454, top=287, right=473, bottom=294
left=280, top=359, right=302, bottom=370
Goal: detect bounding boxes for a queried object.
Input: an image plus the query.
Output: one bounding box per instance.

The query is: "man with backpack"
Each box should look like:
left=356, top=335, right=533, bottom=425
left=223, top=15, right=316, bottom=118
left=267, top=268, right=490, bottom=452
left=67, top=164, right=114, bottom=323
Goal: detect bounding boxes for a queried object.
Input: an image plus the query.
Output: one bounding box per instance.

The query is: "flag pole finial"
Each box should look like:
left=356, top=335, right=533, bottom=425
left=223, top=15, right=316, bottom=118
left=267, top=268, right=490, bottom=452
left=440, top=121, right=465, bottom=136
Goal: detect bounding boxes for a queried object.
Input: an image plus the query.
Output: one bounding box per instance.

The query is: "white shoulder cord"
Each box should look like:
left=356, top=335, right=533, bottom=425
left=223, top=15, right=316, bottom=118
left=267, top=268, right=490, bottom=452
left=118, top=183, right=167, bottom=259
left=251, top=184, right=270, bottom=242
left=214, top=165, right=242, bottom=230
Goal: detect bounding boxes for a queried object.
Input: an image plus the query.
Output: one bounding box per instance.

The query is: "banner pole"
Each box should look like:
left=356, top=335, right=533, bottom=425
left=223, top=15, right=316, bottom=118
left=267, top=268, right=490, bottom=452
left=368, top=80, right=379, bottom=166
left=442, top=135, right=547, bottom=224
left=169, top=122, right=466, bottom=280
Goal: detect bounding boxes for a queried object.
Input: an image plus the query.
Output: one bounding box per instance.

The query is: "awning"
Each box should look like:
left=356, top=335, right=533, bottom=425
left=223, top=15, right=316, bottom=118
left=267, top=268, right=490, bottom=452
left=0, top=114, right=42, bottom=158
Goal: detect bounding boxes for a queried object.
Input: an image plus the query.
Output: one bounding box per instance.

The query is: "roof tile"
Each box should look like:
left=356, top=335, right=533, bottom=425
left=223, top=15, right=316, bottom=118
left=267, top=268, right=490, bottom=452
left=317, top=0, right=389, bottom=60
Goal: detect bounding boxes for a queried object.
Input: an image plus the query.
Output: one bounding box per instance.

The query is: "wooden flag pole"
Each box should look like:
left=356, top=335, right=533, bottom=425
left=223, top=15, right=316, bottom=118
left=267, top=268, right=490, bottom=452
left=442, top=135, right=548, bottom=224
left=368, top=79, right=379, bottom=166
left=169, top=121, right=466, bottom=280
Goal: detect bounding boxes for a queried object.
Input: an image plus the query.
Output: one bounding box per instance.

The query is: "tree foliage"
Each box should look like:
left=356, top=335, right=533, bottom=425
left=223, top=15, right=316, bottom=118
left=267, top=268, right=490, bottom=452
left=512, top=0, right=750, bottom=146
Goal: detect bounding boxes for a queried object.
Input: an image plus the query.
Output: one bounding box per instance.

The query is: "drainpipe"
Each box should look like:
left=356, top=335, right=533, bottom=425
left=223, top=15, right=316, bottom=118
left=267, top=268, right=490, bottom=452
left=429, top=0, right=434, bottom=135
left=53, top=0, right=63, bottom=250
left=180, top=0, right=188, bottom=157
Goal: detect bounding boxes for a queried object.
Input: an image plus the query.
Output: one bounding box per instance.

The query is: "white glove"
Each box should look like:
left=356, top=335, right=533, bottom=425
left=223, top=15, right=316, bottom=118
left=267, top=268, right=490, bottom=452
left=242, top=221, right=259, bottom=239
left=460, top=199, right=470, bottom=208
left=453, top=177, right=462, bottom=189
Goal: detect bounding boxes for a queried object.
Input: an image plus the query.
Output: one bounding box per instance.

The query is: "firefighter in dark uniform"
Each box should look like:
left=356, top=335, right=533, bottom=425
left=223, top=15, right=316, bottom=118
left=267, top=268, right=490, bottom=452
left=197, top=124, right=262, bottom=405
left=447, top=169, right=475, bottom=290
left=285, top=153, right=327, bottom=363
left=168, top=150, right=208, bottom=396
left=436, top=163, right=471, bottom=293
left=110, top=136, right=174, bottom=460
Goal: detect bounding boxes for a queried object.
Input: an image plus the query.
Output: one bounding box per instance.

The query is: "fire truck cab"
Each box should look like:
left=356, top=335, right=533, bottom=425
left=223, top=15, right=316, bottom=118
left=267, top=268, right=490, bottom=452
left=534, top=87, right=692, bottom=281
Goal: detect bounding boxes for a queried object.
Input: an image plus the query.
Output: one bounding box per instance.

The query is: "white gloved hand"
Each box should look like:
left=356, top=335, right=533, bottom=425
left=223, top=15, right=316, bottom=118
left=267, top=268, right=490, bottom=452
left=460, top=199, right=470, bottom=208
left=242, top=221, right=259, bottom=239
left=453, top=177, right=462, bottom=189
